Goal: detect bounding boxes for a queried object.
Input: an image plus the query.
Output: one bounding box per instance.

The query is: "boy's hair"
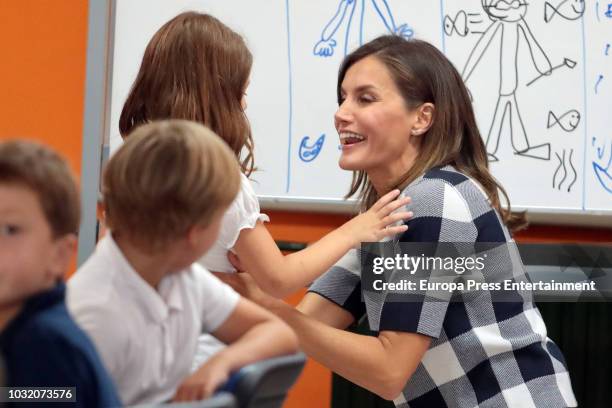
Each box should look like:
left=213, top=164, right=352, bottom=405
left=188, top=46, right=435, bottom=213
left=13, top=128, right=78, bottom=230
left=103, top=120, right=241, bottom=252
left=119, top=11, right=255, bottom=177
left=0, top=140, right=80, bottom=238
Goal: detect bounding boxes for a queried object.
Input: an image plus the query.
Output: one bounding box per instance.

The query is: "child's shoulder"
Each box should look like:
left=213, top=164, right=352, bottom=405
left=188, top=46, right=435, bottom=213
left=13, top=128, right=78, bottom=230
left=68, top=236, right=129, bottom=301
left=5, top=287, right=120, bottom=404
left=9, top=286, right=96, bottom=361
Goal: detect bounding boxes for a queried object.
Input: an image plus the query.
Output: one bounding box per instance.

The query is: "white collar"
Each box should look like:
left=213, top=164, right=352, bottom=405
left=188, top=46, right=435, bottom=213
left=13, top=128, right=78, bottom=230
left=99, top=234, right=185, bottom=323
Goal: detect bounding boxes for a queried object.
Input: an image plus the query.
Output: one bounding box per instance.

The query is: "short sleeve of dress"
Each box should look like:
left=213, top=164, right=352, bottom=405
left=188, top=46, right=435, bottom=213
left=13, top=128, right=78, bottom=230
left=377, top=174, right=478, bottom=338
left=225, top=174, right=270, bottom=249
left=199, top=173, right=269, bottom=272
left=307, top=248, right=366, bottom=321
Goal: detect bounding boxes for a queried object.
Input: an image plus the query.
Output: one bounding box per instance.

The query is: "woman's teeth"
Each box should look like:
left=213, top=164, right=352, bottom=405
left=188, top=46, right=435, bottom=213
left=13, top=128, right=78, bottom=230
left=340, top=132, right=366, bottom=145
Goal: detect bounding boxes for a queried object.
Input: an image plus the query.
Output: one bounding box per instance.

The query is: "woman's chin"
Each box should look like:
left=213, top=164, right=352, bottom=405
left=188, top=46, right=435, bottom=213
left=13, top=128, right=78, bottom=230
left=338, top=158, right=360, bottom=171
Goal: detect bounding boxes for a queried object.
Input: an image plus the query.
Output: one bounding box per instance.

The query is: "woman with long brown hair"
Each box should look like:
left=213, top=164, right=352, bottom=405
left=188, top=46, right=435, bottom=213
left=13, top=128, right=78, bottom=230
left=119, top=12, right=412, bottom=370
left=226, top=35, right=577, bottom=407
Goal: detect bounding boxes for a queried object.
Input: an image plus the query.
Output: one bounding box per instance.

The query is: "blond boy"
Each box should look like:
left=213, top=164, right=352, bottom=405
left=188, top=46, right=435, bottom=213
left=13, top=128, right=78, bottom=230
left=0, top=140, right=120, bottom=407
left=67, top=120, right=297, bottom=405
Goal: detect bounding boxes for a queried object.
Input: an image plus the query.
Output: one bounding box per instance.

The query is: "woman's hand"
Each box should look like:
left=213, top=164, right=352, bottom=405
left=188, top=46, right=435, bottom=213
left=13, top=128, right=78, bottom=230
left=214, top=271, right=277, bottom=309
left=343, top=189, right=412, bottom=245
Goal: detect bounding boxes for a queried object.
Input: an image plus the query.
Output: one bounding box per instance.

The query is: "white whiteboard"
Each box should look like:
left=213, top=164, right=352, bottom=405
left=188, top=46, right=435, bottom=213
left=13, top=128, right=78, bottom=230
left=108, top=0, right=612, bottom=215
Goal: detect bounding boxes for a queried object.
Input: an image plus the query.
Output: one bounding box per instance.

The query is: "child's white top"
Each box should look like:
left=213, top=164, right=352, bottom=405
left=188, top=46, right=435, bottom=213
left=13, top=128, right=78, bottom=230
left=193, top=172, right=268, bottom=368
left=198, top=173, right=269, bottom=272
left=66, top=234, right=240, bottom=406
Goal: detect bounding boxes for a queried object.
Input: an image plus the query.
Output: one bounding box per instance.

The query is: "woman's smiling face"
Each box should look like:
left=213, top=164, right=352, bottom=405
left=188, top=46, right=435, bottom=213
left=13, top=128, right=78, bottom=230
left=335, top=56, right=421, bottom=188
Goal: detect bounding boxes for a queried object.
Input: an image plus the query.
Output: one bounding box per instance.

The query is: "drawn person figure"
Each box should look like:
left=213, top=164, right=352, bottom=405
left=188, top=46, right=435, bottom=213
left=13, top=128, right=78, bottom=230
left=314, top=0, right=413, bottom=57
left=462, top=0, right=553, bottom=162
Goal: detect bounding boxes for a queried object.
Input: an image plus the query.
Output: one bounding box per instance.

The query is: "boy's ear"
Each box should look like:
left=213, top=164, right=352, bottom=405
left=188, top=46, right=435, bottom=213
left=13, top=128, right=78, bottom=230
left=185, top=224, right=205, bottom=250
left=48, top=234, right=77, bottom=280
left=411, top=102, right=435, bottom=136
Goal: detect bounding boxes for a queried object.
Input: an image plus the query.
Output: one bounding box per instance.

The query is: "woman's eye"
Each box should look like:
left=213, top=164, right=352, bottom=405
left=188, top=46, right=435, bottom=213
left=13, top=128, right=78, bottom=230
left=358, top=95, right=375, bottom=103
left=0, top=224, right=20, bottom=236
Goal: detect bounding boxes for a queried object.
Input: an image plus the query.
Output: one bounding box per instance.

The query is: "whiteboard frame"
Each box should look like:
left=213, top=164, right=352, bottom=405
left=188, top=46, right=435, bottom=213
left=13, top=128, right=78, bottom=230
left=259, top=196, right=612, bottom=228
left=79, top=0, right=612, bottom=264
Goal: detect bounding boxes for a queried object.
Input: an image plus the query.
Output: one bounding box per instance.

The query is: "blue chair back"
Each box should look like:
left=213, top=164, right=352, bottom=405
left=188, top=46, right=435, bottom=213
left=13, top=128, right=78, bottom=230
left=129, top=392, right=236, bottom=408
left=219, top=353, right=306, bottom=408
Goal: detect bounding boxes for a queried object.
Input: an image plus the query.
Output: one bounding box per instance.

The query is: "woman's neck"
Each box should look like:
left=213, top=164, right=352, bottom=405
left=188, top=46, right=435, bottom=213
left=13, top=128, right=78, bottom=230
left=368, top=144, right=420, bottom=195
left=112, top=234, right=184, bottom=289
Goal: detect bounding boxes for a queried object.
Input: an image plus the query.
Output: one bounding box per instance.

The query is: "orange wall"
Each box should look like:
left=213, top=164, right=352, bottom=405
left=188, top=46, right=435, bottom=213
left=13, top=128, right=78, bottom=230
left=0, top=2, right=88, bottom=272
left=0, top=1, right=88, bottom=171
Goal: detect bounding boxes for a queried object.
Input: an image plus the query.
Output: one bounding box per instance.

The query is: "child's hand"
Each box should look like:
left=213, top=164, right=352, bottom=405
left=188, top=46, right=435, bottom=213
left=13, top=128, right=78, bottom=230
left=344, top=189, right=412, bottom=245
left=172, top=355, right=232, bottom=402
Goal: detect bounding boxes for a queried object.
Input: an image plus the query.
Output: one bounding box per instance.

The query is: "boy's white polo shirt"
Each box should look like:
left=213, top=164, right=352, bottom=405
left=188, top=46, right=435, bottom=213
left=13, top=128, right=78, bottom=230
left=66, top=234, right=240, bottom=406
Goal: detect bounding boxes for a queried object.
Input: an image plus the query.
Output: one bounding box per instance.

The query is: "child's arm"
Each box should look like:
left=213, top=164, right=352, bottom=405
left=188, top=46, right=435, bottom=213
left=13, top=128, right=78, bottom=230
left=173, top=297, right=298, bottom=401
left=233, top=189, right=412, bottom=298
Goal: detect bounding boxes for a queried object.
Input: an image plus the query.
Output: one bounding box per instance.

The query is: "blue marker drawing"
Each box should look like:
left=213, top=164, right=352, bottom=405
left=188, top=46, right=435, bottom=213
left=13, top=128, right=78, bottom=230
left=593, top=141, right=612, bottom=193
left=299, top=134, right=326, bottom=162
left=313, top=0, right=413, bottom=58
left=597, top=140, right=606, bottom=160
left=606, top=44, right=610, bottom=56
left=596, top=1, right=601, bottom=22
left=595, top=74, right=604, bottom=93
left=606, top=3, right=612, bottom=18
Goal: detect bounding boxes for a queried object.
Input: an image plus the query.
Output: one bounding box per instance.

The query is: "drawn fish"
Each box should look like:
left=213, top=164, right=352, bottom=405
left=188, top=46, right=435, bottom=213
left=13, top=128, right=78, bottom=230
left=547, top=109, right=580, bottom=132
left=299, top=134, right=325, bottom=163
left=444, top=11, right=468, bottom=37
left=544, top=0, right=585, bottom=23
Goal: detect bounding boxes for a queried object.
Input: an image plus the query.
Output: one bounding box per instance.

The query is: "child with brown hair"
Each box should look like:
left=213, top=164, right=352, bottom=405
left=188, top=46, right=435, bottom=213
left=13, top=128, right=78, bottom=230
left=0, top=140, right=120, bottom=407
left=67, top=120, right=298, bottom=405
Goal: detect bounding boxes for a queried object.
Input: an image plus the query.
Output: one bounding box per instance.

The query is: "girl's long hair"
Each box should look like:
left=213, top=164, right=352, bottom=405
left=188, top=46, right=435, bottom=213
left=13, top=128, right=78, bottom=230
left=119, top=12, right=255, bottom=176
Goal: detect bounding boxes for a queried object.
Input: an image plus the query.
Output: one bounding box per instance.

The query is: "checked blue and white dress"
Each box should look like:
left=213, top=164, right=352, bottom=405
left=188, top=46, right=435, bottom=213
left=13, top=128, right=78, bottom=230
left=309, top=166, right=577, bottom=408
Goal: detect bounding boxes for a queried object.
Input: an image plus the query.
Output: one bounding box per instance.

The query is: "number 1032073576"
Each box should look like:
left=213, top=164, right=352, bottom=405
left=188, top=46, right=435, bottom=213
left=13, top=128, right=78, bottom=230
left=0, top=387, right=76, bottom=402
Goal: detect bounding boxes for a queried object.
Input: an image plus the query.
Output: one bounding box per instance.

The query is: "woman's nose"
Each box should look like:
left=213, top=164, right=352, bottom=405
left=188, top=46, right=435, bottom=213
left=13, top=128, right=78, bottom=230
left=334, top=101, right=351, bottom=128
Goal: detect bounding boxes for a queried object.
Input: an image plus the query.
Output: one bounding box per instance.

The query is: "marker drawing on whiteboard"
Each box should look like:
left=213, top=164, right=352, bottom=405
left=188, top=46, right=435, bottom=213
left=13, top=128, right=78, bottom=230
left=461, top=0, right=553, bottom=162
left=595, top=75, right=604, bottom=93
left=597, top=139, right=606, bottom=160
left=443, top=10, right=483, bottom=37
left=552, top=149, right=577, bottom=192
left=605, top=44, right=610, bottom=56
left=593, top=141, right=612, bottom=193
left=544, top=0, right=585, bottom=23
left=313, top=0, right=413, bottom=58
left=526, top=58, right=577, bottom=87
left=606, top=3, right=612, bottom=18
left=299, top=134, right=326, bottom=162
left=547, top=109, right=581, bottom=132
